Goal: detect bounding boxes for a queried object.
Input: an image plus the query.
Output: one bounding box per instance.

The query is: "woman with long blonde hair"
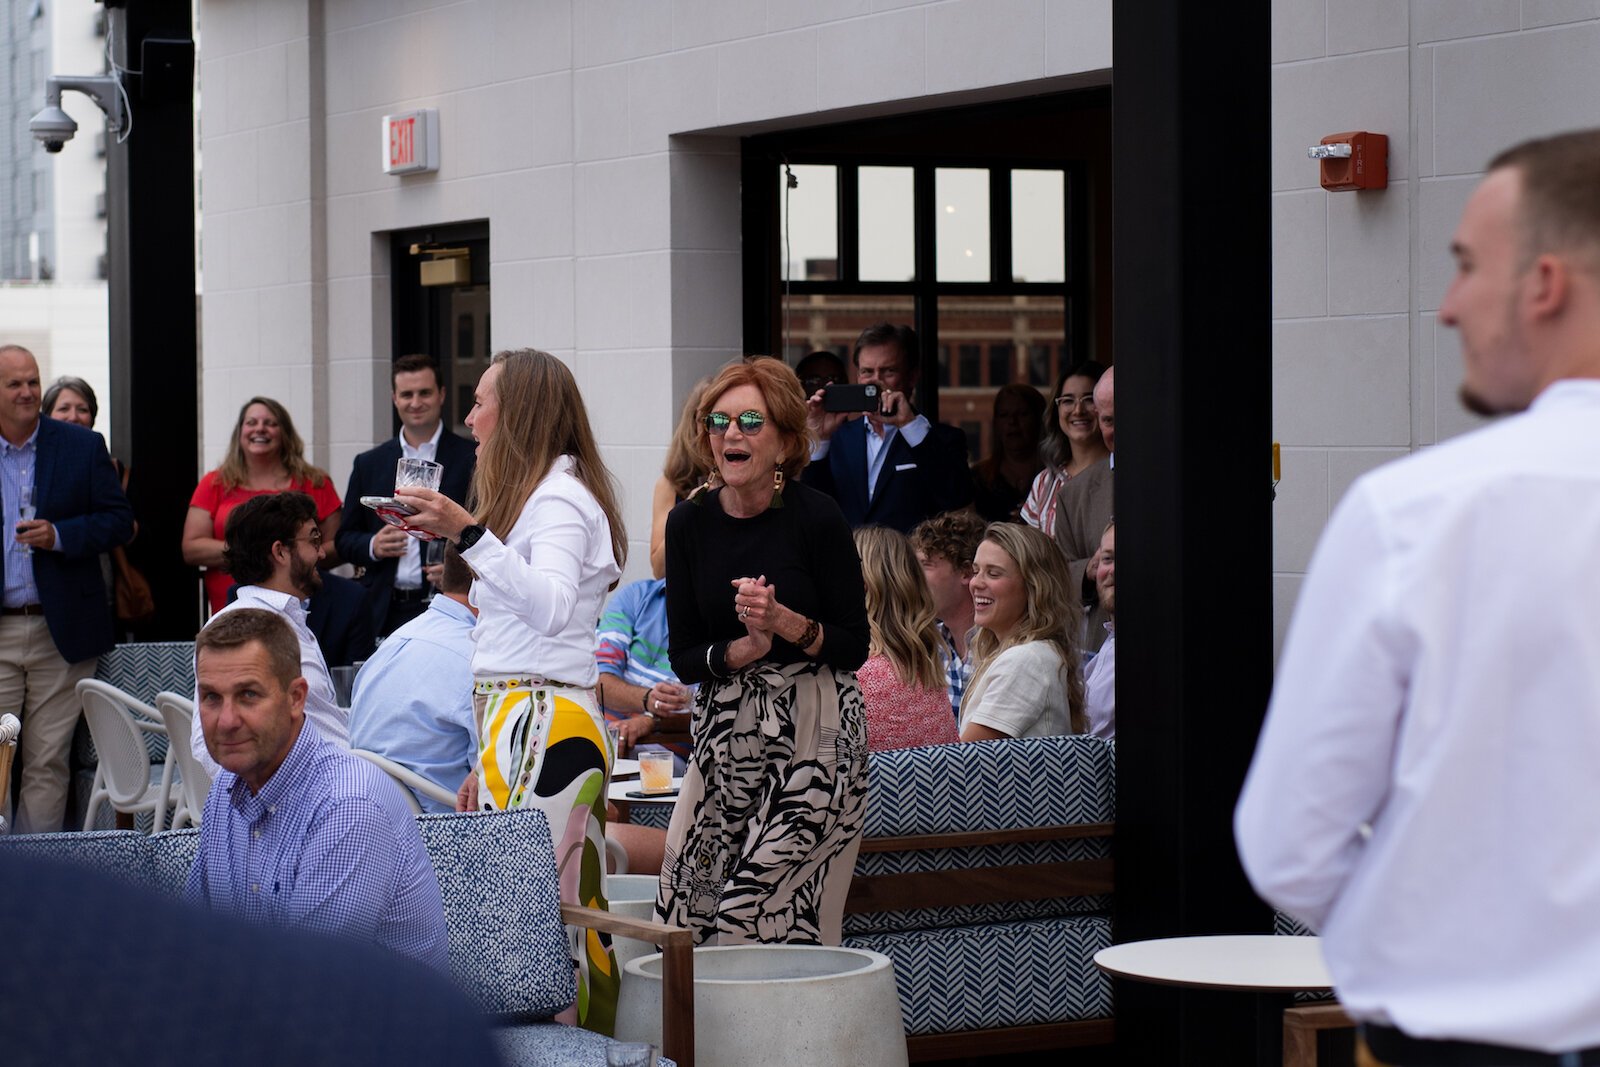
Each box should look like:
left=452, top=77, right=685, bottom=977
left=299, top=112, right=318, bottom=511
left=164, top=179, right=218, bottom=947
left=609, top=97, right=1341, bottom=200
left=182, top=396, right=342, bottom=614
left=648, top=377, right=712, bottom=578
left=960, top=522, right=1087, bottom=740
left=853, top=527, right=959, bottom=751
left=397, top=348, right=626, bottom=1034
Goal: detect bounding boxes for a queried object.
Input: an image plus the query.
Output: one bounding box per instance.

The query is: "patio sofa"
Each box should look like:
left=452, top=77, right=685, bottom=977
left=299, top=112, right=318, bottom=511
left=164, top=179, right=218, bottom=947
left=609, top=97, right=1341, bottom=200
left=843, top=734, right=1117, bottom=1061
left=0, top=810, right=692, bottom=1067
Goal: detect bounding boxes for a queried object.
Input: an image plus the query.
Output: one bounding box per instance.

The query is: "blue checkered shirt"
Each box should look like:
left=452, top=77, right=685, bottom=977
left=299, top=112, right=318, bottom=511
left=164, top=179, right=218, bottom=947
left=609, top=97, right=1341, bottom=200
left=186, top=718, right=450, bottom=970
left=939, top=620, right=974, bottom=721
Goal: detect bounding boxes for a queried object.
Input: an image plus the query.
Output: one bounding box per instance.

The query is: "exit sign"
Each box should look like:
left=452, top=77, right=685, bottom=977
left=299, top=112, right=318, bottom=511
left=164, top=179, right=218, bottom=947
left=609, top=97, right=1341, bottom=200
left=382, top=109, right=439, bottom=175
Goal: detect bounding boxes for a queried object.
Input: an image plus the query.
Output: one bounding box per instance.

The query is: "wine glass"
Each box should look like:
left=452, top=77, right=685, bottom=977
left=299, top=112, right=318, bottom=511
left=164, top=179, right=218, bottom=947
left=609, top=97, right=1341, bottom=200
left=16, top=484, right=34, bottom=556
left=423, top=538, right=446, bottom=601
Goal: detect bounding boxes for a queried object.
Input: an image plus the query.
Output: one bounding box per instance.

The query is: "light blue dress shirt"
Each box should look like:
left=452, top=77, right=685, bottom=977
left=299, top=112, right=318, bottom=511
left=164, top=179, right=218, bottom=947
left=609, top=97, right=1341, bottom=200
left=348, top=595, right=477, bottom=812
left=186, top=718, right=449, bottom=970
left=1, top=425, right=40, bottom=607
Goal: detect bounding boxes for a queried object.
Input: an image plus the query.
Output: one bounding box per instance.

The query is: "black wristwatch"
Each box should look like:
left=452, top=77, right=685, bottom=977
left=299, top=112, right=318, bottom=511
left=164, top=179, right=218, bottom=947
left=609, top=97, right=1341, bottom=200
left=454, top=524, right=487, bottom=553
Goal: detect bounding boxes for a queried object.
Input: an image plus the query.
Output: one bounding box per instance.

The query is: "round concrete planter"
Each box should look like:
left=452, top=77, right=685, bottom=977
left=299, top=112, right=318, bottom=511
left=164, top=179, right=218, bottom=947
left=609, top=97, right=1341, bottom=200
left=605, top=874, right=663, bottom=973
left=615, top=944, right=908, bottom=1067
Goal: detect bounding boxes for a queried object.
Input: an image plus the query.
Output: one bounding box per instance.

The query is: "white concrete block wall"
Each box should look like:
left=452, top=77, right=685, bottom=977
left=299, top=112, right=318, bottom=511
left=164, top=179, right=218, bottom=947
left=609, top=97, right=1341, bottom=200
left=197, top=0, right=1112, bottom=583
left=1268, top=2, right=1600, bottom=657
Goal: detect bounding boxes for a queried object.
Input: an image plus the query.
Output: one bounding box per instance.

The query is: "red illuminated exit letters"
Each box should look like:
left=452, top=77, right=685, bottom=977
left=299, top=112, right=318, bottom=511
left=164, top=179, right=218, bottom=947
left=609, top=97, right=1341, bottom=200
left=381, top=109, right=439, bottom=176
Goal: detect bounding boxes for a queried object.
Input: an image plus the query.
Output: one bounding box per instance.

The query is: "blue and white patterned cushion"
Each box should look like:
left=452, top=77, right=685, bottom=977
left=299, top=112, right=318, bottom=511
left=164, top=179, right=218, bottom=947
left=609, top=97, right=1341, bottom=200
left=493, top=1024, right=677, bottom=1067
left=846, top=915, right=1113, bottom=1036
left=1275, top=910, right=1335, bottom=1002
left=864, top=736, right=1114, bottom=837
left=848, top=736, right=1114, bottom=936
left=0, top=829, right=155, bottom=890
left=149, top=828, right=200, bottom=897
left=623, top=803, right=672, bottom=830
left=416, top=810, right=577, bottom=1020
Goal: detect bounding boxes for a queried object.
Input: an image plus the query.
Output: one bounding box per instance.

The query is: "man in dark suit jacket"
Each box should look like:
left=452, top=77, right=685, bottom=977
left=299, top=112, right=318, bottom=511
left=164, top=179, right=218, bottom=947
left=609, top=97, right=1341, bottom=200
left=0, top=345, right=133, bottom=832
left=337, top=355, right=476, bottom=637
left=802, top=323, right=972, bottom=533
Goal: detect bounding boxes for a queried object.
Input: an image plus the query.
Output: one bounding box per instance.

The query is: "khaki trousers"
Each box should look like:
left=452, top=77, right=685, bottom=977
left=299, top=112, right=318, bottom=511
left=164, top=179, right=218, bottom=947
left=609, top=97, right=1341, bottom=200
left=0, top=616, right=97, bottom=833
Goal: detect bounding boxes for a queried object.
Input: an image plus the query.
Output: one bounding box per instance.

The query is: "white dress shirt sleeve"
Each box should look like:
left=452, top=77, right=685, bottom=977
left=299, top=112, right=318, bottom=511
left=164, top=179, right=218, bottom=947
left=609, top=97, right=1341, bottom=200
left=461, top=487, right=589, bottom=638
left=1235, top=483, right=1410, bottom=930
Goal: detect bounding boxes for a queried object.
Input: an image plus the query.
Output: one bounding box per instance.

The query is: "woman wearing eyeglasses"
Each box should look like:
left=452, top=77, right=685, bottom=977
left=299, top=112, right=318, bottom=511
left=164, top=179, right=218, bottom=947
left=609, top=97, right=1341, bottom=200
left=658, top=357, right=870, bottom=948
left=1020, top=360, right=1108, bottom=537
left=394, top=349, right=626, bottom=1034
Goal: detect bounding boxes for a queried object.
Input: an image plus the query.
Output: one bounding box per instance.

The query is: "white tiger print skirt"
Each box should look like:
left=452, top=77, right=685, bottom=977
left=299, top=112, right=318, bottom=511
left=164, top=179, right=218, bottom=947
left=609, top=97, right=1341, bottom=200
left=656, top=659, right=869, bottom=946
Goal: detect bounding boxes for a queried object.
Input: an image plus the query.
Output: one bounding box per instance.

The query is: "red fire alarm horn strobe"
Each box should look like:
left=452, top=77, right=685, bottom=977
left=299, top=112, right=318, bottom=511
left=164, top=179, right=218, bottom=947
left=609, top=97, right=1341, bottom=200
left=1309, top=131, right=1388, bottom=192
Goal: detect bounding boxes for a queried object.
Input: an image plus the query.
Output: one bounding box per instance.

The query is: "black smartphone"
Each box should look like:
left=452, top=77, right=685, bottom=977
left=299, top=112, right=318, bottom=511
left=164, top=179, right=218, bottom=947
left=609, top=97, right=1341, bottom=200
left=822, top=383, right=881, bottom=413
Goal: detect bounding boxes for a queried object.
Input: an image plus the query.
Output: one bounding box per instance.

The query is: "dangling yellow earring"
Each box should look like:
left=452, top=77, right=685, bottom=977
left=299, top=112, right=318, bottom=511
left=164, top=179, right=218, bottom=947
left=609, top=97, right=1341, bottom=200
left=771, top=461, right=785, bottom=507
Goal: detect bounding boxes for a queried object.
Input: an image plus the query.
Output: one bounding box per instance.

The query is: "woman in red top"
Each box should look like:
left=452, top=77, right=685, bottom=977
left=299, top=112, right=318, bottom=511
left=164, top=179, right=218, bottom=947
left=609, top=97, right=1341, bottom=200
left=182, top=397, right=342, bottom=614
left=852, top=526, right=959, bottom=752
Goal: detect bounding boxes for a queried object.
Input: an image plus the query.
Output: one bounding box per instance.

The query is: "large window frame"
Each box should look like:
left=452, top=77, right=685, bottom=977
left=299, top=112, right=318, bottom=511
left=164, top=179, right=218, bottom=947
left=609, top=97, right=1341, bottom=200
left=741, top=93, right=1102, bottom=424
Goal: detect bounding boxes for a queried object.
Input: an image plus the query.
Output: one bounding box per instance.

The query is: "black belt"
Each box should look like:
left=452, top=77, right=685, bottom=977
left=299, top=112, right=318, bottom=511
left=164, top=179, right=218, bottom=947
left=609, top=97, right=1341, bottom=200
left=0, top=604, right=44, bottom=617
left=1364, top=1023, right=1600, bottom=1066
left=390, top=586, right=429, bottom=603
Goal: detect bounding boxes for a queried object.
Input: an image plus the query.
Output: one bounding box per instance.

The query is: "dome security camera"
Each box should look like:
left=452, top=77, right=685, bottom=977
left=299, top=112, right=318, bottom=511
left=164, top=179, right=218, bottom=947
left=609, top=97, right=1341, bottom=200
left=29, top=104, right=77, bottom=153
left=31, top=75, right=122, bottom=156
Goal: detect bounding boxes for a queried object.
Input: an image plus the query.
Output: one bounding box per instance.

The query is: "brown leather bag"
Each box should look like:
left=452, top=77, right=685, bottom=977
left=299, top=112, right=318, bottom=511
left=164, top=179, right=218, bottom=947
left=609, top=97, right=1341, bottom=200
left=112, top=464, right=155, bottom=623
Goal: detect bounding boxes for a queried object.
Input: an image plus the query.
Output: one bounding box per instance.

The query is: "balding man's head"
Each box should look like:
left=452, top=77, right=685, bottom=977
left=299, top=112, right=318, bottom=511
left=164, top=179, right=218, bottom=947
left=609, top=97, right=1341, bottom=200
left=1094, top=366, right=1114, bottom=452
left=0, top=345, right=42, bottom=443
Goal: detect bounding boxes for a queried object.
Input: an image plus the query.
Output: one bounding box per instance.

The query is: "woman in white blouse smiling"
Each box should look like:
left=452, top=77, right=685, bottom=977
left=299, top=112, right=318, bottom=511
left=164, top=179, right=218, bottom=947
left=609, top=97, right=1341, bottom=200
left=959, top=522, right=1087, bottom=741
left=397, top=348, right=626, bottom=1034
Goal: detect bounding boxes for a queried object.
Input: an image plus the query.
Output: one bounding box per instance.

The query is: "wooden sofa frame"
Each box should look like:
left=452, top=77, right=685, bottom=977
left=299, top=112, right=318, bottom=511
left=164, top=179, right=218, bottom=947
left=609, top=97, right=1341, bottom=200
left=846, top=820, right=1117, bottom=1062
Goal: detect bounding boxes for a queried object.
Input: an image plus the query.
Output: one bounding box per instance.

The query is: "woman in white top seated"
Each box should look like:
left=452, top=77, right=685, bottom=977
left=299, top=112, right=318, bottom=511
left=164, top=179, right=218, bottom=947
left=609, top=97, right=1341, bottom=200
left=396, top=348, right=626, bottom=1034
left=959, top=522, right=1087, bottom=741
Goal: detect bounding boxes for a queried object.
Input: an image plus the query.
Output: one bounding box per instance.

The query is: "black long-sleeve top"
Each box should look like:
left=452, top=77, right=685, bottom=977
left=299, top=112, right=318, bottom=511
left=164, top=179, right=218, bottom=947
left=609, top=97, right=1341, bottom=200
left=665, top=481, right=869, bottom=684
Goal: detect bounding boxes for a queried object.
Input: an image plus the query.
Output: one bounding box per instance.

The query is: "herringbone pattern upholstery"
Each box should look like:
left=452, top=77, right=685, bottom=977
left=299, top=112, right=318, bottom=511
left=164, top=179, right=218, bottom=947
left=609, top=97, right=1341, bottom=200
left=864, top=736, right=1114, bottom=837
left=623, top=802, right=672, bottom=830
left=1275, top=910, right=1335, bottom=1002
left=846, top=915, right=1113, bottom=1035
left=849, top=736, right=1113, bottom=937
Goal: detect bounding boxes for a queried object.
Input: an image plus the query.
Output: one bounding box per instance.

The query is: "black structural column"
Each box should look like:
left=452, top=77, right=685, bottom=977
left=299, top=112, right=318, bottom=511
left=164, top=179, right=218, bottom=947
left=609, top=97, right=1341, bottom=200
left=1110, top=2, right=1274, bottom=1065
left=104, top=0, right=198, bottom=639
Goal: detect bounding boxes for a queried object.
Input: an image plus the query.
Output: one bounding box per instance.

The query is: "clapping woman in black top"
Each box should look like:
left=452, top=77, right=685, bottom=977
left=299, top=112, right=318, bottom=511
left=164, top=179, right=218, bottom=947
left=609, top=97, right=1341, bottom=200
left=658, top=357, right=870, bottom=946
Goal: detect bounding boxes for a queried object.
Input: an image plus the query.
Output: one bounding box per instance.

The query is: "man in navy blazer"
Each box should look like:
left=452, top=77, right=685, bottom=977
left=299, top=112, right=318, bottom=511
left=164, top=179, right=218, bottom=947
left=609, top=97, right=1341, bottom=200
left=0, top=345, right=133, bottom=832
left=802, top=324, right=972, bottom=533
left=337, top=355, right=476, bottom=637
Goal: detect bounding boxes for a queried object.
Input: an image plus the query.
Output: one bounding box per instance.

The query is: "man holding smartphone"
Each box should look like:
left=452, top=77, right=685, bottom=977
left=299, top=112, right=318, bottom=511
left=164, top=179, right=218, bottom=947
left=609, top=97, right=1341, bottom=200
left=802, top=323, right=972, bottom=533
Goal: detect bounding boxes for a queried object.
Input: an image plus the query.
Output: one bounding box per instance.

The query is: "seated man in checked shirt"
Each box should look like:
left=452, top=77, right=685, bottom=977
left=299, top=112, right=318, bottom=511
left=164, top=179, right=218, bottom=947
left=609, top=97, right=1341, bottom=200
left=186, top=608, right=449, bottom=970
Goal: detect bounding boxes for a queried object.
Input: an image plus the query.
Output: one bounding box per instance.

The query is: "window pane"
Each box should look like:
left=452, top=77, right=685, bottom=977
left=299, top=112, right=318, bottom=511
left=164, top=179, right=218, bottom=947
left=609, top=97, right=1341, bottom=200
left=936, top=168, right=990, bottom=282
left=781, top=164, right=838, bottom=281
left=1011, top=169, right=1066, bottom=283
left=779, top=293, right=915, bottom=366
left=937, top=294, right=1065, bottom=475
left=858, top=166, right=914, bottom=282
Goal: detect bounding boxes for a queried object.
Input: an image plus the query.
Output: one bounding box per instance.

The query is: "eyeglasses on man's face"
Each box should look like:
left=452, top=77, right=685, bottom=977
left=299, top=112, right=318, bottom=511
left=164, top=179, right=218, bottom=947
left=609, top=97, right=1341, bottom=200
left=704, top=410, right=767, bottom=436
left=801, top=375, right=843, bottom=395
left=285, top=529, right=323, bottom=548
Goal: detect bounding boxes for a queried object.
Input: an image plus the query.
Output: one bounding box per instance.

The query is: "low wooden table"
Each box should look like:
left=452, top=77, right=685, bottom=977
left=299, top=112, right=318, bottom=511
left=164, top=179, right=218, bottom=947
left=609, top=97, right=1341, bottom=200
left=1094, top=935, right=1351, bottom=1067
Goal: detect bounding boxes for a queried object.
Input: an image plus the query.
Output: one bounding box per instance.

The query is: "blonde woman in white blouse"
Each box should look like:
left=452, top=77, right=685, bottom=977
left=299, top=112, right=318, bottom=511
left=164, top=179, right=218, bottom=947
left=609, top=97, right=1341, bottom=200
left=397, top=348, right=626, bottom=1035
left=960, top=522, right=1087, bottom=741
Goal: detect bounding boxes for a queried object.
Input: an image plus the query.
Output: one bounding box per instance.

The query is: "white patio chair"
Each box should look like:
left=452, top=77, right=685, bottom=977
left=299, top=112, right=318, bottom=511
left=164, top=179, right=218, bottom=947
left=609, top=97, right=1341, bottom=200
left=154, top=692, right=212, bottom=829
left=349, top=748, right=629, bottom=872
left=76, top=679, right=177, bottom=834
left=350, top=748, right=458, bottom=815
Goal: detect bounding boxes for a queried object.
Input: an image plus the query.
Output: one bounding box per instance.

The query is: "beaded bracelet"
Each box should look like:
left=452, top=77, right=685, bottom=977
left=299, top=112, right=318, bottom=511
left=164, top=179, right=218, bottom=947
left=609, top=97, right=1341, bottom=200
left=796, top=617, right=820, bottom=652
